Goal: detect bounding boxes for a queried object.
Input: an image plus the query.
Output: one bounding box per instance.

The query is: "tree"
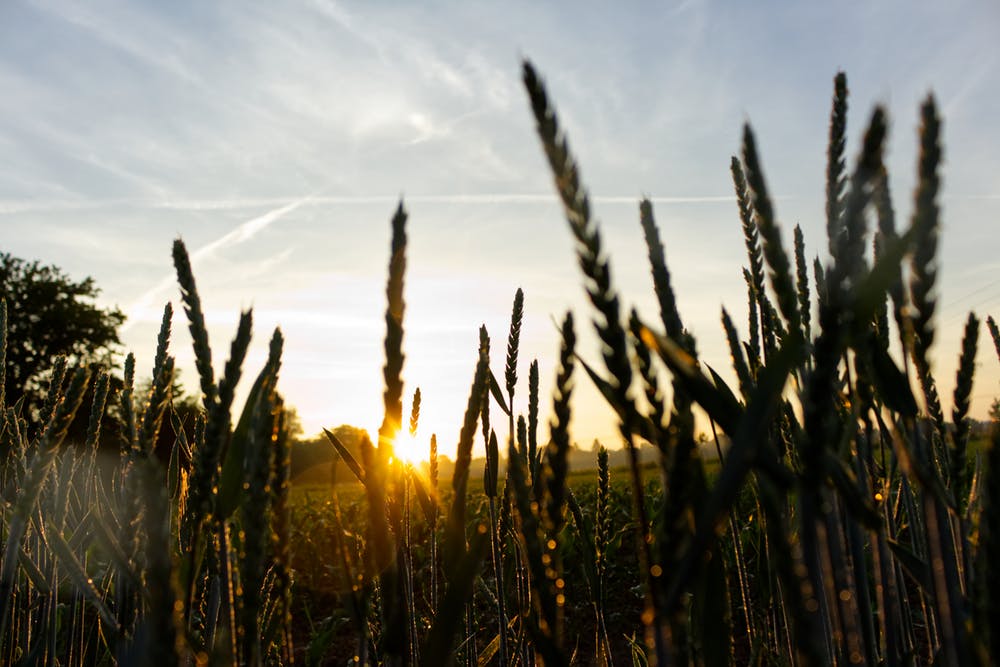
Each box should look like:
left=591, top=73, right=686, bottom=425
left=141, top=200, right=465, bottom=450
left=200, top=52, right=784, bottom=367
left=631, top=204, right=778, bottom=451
left=1, top=252, right=125, bottom=421
left=281, top=404, right=305, bottom=441
left=990, top=397, right=1000, bottom=422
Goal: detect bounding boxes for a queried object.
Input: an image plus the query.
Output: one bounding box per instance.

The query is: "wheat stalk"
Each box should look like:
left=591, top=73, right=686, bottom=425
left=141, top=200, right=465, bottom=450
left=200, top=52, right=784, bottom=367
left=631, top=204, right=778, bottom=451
left=524, top=59, right=665, bottom=660
left=826, top=72, right=849, bottom=258
left=0, top=366, right=89, bottom=640
left=741, top=125, right=802, bottom=342
left=639, top=199, right=684, bottom=341
left=950, top=313, right=979, bottom=507
left=794, top=225, right=812, bottom=343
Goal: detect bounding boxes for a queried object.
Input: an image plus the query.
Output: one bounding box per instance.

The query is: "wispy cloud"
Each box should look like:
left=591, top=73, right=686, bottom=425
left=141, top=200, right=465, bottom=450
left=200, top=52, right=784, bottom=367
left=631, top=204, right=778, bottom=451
left=28, top=0, right=203, bottom=86
left=120, top=195, right=310, bottom=332
left=4, top=0, right=999, bottom=438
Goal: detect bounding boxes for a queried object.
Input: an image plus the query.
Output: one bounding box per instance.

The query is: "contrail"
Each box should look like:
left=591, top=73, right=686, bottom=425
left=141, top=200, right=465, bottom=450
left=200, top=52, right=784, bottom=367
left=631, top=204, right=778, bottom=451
left=1, top=192, right=755, bottom=216
left=121, top=196, right=308, bottom=333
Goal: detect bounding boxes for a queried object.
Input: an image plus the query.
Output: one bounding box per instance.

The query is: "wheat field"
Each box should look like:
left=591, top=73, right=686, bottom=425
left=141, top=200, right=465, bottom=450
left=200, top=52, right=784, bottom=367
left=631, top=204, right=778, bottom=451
left=1, top=62, right=998, bottom=666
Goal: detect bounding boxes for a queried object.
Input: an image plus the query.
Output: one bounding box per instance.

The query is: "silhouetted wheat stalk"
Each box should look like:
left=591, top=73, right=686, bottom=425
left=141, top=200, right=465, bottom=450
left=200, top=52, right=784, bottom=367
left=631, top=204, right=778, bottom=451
left=523, top=60, right=668, bottom=662
left=2, top=60, right=998, bottom=667
left=523, top=61, right=997, bottom=667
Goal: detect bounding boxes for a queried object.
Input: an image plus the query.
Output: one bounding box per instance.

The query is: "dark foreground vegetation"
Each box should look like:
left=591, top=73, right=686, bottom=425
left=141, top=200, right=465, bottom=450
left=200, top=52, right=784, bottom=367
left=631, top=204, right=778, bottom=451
left=2, top=61, right=999, bottom=666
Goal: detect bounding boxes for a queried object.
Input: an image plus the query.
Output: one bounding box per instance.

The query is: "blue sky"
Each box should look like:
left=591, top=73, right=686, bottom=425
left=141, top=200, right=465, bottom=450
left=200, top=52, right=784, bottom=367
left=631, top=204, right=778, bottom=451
left=1, top=0, right=999, bottom=454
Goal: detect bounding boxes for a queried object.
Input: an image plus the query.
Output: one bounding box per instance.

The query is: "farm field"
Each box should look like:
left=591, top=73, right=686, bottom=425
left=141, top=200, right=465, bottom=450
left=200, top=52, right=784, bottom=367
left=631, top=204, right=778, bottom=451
left=289, top=468, right=652, bottom=665
left=2, top=52, right=1000, bottom=667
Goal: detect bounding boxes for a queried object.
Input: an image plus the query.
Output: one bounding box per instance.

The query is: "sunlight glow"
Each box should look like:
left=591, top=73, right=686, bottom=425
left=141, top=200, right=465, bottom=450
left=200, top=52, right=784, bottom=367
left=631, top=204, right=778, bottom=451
left=391, top=430, right=429, bottom=465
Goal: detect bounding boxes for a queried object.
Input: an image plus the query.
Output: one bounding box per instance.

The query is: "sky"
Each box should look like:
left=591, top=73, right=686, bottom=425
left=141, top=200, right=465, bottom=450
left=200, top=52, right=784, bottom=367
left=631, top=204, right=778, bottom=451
left=1, top=0, right=999, bottom=460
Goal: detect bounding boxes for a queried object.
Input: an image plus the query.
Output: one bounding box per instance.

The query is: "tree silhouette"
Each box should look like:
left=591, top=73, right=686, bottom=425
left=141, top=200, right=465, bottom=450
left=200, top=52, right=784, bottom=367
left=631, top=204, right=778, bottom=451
left=1, top=252, right=125, bottom=423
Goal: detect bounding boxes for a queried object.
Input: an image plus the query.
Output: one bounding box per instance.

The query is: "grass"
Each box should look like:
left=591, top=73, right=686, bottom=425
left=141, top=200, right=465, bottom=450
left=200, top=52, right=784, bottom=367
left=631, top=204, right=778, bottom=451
left=1, top=60, right=999, bottom=666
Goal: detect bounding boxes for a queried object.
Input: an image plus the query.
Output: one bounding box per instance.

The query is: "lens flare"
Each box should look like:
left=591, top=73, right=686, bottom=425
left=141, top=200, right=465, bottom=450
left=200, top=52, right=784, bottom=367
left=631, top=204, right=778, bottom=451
left=391, top=430, right=426, bottom=465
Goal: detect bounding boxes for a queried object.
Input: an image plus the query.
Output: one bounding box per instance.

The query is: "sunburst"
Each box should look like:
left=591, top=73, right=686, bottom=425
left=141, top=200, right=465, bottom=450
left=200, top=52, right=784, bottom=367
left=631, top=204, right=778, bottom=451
left=390, top=429, right=427, bottom=465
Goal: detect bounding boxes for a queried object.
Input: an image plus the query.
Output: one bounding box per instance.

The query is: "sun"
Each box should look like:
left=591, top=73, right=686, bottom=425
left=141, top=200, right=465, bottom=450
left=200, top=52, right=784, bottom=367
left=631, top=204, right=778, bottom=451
left=390, top=430, right=429, bottom=466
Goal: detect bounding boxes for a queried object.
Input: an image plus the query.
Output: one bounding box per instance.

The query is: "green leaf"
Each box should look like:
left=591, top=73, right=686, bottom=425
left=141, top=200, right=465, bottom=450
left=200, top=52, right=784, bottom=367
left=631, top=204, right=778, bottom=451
left=639, top=325, right=744, bottom=436
left=410, top=467, right=437, bottom=524
left=91, top=509, right=140, bottom=590
left=888, top=538, right=935, bottom=596
left=17, top=546, right=50, bottom=594
left=488, top=368, right=511, bottom=416
left=67, top=510, right=95, bottom=552
left=868, top=339, right=918, bottom=417
left=477, top=632, right=501, bottom=667
left=707, top=364, right=743, bottom=411
left=44, top=520, right=121, bottom=633
left=217, top=359, right=277, bottom=520
left=324, top=428, right=366, bottom=485
left=575, top=353, right=657, bottom=442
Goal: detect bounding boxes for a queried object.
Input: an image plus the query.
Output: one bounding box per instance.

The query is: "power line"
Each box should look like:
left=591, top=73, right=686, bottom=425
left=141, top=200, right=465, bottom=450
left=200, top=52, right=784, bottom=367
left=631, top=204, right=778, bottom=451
left=940, top=275, right=1000, bottom=326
